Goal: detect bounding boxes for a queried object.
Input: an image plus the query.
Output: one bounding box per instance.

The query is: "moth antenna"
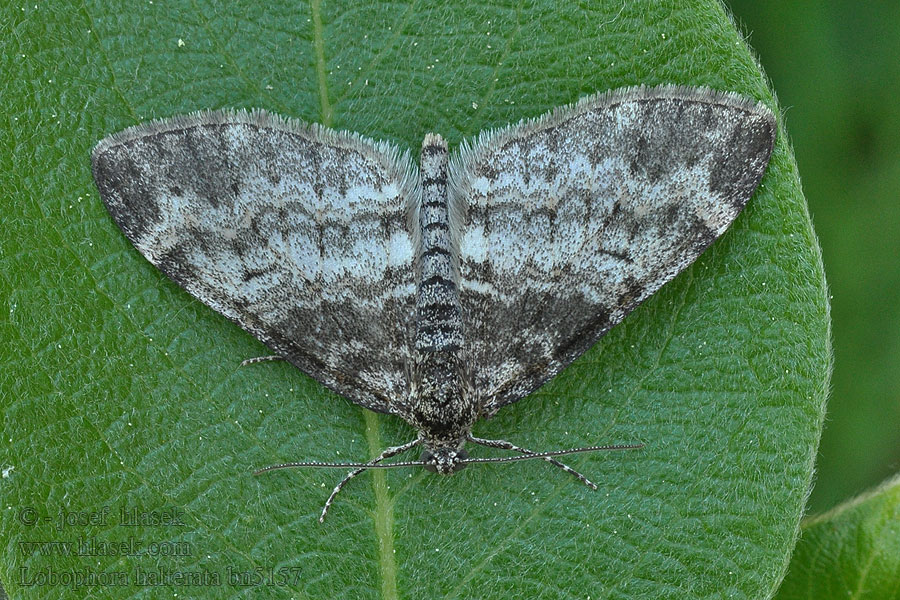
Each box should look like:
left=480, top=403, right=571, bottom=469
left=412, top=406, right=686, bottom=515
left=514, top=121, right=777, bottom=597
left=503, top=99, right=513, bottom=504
left=459, top=444, right=644, bottom=464
left=253, top=460, right=426, bottom=474
left=466, top=436, right=643, bottom=489
left=253, top=443, right=643, bottom=474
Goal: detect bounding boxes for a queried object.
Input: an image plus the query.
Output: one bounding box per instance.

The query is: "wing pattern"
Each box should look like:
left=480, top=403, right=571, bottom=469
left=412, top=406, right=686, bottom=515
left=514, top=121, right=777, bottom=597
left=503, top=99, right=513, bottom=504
left=94, top=87, right=775, bottom=421
left=449, top=86, right=775, bottom=413
left=93, top=110, right=419, bottom=412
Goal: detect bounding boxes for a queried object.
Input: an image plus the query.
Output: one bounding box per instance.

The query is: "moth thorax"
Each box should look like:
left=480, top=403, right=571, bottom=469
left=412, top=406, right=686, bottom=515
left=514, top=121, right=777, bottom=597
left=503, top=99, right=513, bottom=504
left=410, top=349, right=477, bottom=440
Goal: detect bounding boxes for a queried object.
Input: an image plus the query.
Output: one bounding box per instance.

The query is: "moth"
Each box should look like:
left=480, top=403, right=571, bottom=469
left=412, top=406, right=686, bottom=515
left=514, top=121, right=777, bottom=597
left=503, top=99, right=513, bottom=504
left=92, top=85, right=776, bottom=521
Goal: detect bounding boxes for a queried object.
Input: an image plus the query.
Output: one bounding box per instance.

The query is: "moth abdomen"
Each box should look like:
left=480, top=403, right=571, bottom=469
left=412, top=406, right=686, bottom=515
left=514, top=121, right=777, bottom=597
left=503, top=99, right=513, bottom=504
left=415, top=133, right=463, bottom=354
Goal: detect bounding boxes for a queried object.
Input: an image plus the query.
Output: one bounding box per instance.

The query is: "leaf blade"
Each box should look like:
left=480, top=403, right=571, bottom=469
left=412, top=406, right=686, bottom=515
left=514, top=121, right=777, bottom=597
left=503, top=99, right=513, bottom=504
left=0, top=1, right=828, bottom=599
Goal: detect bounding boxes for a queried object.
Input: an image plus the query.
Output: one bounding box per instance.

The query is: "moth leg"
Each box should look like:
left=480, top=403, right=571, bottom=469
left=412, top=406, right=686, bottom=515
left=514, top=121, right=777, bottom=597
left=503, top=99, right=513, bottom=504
left=320, top=437, right=422, bottom=523
left=467, top=435, right=598, bottom=490
left=239, top=355, right=283, bottom=367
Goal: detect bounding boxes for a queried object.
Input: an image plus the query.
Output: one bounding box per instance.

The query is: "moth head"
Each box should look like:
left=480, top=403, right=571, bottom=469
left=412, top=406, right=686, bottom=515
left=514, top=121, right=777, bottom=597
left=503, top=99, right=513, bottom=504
left=420, top=447, right=469, bottom=474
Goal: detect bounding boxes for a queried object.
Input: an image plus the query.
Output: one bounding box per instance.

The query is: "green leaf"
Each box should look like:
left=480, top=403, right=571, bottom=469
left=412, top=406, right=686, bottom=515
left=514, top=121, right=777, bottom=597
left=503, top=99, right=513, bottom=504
left=1, top=1, right=828, bottom=599
left=775, top=474, right=900, bottom=600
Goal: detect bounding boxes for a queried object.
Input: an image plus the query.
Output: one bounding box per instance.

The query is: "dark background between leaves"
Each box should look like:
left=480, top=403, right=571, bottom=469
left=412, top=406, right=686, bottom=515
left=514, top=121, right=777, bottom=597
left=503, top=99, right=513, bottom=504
left=727, top=0, right=900, bottom=513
